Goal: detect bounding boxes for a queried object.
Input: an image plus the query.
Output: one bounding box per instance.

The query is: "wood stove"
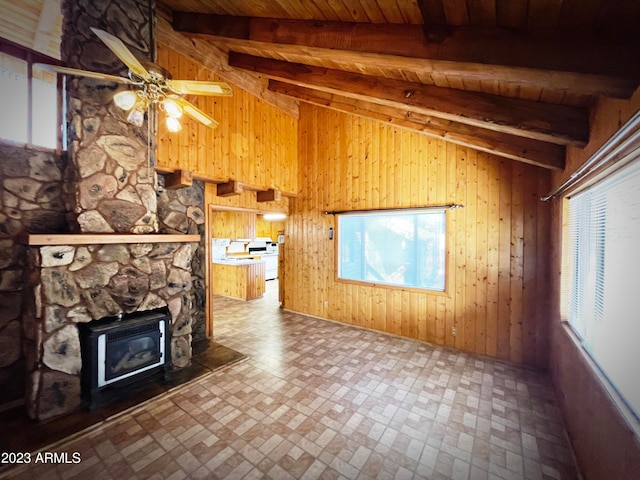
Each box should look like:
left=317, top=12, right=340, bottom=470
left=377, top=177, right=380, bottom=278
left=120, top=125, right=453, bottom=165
left=79, top=308, right=172, bottom=409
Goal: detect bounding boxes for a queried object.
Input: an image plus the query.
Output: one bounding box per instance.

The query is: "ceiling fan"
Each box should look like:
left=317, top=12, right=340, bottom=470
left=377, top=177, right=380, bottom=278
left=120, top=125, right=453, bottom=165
left=36, top=27, right=232, bottom=131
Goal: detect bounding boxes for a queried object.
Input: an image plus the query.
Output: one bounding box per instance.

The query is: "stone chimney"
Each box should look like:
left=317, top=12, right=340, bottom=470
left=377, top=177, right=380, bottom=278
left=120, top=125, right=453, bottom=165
left=19, top=0, right=204, bottom=420
left=61, top=0, right=158, bottom=234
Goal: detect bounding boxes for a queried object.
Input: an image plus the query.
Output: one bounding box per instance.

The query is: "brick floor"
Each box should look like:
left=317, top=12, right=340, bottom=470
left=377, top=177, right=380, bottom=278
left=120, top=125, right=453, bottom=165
left=2, top=281, right=580, bottom=479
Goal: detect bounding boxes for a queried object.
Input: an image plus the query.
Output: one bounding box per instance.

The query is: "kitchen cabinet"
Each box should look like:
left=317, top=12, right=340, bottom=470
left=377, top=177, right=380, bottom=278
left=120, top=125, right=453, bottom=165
left=212, top=260, right=265, bottom=300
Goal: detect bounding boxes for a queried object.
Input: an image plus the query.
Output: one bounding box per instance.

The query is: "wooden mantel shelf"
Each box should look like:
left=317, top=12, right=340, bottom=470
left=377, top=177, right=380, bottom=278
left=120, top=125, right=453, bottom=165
left=24, top=234, right=201, bottom=246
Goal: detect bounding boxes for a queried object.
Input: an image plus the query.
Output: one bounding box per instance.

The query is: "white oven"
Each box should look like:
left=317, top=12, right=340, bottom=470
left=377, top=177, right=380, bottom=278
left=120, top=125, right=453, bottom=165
left=263, top=254, right=278, bottom=280
left=248, top=239, right=279, bottom=280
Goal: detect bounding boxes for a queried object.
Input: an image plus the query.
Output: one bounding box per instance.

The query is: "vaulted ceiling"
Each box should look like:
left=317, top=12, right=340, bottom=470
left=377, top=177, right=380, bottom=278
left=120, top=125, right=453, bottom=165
left=2, top=0, right=640, bottom=171
left=0, top=0, right=61, bottom=59
left=156, top=0, right=640, bottom=171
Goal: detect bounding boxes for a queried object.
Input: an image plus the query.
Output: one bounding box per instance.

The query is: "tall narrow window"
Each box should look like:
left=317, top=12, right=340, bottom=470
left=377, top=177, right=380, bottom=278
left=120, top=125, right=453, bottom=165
left=32, top=64, right=59, bottom=148
left=564, top=157, right=640, bottom=419
left=0, top=45, right=62, bottom=150
left=337, top=210, right=446, bottom=291
left=0, top=52, right=28, bottom=144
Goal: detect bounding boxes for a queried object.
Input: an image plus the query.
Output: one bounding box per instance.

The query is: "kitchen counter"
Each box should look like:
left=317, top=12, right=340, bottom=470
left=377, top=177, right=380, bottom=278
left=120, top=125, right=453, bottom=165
left=212, top=258, right=264, bottom=265
left=212, top=260, right=265, bottom=300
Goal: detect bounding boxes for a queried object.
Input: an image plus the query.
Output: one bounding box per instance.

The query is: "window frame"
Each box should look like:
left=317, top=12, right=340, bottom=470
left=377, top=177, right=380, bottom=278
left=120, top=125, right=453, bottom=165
left=561, top=156, right=640, bottom=422
left=0, top=37, right=65, bottom=152
left=334, top=208, right=449, bottom=294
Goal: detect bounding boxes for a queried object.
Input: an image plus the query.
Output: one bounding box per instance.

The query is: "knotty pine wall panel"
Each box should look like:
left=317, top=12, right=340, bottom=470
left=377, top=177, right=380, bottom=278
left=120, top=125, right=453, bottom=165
left=256, top=217, right=285, bottom=241
left=284, top=104, right=551, bottom=368
left=209, top=210, right=256, bottom=240
left=156, top=44, right=299, bottom=195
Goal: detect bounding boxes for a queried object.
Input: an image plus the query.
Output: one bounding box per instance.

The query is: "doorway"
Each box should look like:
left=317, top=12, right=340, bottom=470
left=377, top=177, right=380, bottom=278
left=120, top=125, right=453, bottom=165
left=205, top=206, right=285, bottom=339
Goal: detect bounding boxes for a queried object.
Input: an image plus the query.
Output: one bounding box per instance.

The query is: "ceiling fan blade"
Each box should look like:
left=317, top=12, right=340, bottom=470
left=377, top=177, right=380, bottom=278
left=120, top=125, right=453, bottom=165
left=167, top=79, right=233, bottom=97
left=90, top=27, right=150, bottom=79
left=34, top=63, right=135, bottom=84
left=169, top=96, right=219, bottom=129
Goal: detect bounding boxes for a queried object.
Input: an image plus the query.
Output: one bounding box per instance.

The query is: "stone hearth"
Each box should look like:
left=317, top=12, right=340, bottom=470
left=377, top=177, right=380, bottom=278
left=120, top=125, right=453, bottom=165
left=24, top=235, right=198, bottom=419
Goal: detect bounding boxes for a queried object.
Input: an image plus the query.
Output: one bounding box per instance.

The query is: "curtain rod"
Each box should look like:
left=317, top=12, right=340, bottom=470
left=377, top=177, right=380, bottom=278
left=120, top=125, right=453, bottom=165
left=541, top=109, right=640, bottom=201
left=324, top=204, right=464, bottom=215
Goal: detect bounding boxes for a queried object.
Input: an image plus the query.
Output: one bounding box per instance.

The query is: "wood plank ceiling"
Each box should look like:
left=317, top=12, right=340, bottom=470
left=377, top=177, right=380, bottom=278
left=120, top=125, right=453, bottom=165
left=0, top=0, right=61, bottom=60
left=157, top=0, right=640, bottom=170
left=2, top=1, right=639, bottom=170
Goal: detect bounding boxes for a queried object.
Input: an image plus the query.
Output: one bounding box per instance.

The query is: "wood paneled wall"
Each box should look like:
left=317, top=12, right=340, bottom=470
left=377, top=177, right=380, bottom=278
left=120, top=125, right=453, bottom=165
left=209, top=210, right=256, bottom=239
left=284, top=104, right=551, bottom=367
left=156, top=44, right=299, bottom=195
left=256, top=217, right=285, bottom=241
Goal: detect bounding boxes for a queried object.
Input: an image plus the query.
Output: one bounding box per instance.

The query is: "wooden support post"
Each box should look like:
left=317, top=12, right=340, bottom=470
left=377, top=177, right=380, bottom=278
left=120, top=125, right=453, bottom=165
left=256, top=189, right=281, bottom=202
left=164, top=169, right=193, bottom=189
left=217, top=180, right=244, bottom=197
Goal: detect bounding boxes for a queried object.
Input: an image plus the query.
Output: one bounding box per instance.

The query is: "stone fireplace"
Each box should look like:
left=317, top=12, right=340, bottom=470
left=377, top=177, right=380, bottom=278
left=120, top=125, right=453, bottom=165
left=23, top=235, right=199, bottom=419
left=12, top=0, right=206, bottom=420
left=79, top=306, right=172, bottom=409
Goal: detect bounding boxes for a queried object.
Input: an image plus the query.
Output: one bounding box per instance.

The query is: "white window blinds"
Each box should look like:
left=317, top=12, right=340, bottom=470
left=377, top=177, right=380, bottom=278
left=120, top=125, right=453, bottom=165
left=565, top=157, right=640, bottom=419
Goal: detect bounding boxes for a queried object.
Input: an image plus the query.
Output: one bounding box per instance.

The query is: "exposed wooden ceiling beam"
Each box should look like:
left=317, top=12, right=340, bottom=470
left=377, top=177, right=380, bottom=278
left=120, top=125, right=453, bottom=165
left=229, top=52, right=588, bottom=147
left=209, top=38, right=635, bottom=101
left=415, top=0, right=451, bottom=43
left=164, top=169, right=193, bottom=189
left=155, top=15, right=299, bottom=118
left=217, top=180, right=243, bottom=197
left=256, top=189, right=281, bottom=202
left=172, top=12, right=640, bottom=85
left=269, top=80, right=564, bottom=170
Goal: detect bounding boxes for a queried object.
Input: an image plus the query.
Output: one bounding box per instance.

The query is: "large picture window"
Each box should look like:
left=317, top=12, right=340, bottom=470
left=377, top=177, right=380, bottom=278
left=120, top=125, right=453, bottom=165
left=564, top=157, right=640, bottom=420
left=337, top=210, right=446, bottom=291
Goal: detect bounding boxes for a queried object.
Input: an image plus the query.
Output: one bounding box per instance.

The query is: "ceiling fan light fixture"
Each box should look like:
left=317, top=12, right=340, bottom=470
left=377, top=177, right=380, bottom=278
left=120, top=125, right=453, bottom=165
left=183, top=104, right=216, bottom=128
left=40, top=29, right=231, bottom=132
left=113, top=90, right=138, bottom=110
left=126, top=106, right=145, bottom=127
left=163, top=97, right=183, bottom=118
left=166, top=116, right=182, bottom=132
